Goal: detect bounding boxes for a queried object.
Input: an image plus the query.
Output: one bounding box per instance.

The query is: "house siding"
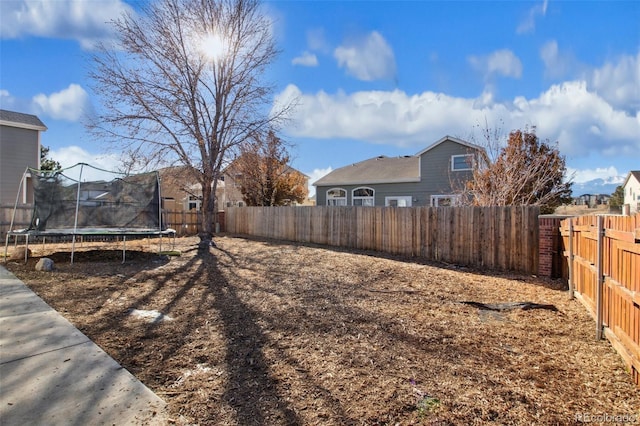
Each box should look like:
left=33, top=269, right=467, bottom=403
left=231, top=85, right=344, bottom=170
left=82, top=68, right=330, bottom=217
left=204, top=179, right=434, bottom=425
left=316, top=139, right=477, bottom=206
left=0, top=125, right=40, bottom=205
left=419, top=139, right=474, bottom=195
left=623, top=173, right=640, bottom=214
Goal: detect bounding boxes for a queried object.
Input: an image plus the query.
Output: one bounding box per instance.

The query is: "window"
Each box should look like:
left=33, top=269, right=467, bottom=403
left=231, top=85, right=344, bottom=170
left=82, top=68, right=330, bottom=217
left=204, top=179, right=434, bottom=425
left=234, top=173, right=243, bottom=187
left=187, top=195, right=201, bottom=211
left=385, top=196, right=412, bottom=207
left=430, top=195, right=459, bottom=207
left=352, top=187, right=374, bottom=206
left=326, top=188, right=347, bottom=206
left=451, top=154, right=473, bottom=171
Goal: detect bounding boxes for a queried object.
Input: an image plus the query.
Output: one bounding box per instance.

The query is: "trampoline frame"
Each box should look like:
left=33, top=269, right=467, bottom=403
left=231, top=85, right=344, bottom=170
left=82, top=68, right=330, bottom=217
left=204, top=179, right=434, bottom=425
left=3, top=164, right=176, bottom=264
left=4, top=229, right=176, bottom=264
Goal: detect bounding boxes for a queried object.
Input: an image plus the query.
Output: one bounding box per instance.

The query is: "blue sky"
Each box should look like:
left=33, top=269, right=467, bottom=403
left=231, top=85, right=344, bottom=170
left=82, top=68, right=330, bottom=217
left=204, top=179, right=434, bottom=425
left=1, top=0, right=638, bottom=195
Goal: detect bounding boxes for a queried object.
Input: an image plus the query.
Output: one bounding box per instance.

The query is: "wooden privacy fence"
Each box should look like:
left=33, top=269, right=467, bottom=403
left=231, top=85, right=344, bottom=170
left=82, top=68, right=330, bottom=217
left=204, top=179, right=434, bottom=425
left=226, top=206, right=540, bottom=274
left=0, top=204, right=33, bottom=241
left=560, top=214, right=640, bottom=386
left=163, top=210, right=201, bottom=236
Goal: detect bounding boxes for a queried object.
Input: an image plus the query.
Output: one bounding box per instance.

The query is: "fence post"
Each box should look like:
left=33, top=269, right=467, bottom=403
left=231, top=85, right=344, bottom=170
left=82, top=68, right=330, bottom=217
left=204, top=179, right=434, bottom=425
left=568, top=218, right=574, bottom=299
left=596, top=215, right=604, bottom=340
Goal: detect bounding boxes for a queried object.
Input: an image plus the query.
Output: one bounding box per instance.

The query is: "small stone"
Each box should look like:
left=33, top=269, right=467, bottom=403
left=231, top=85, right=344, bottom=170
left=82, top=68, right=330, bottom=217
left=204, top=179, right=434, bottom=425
left=35, top=258, right=54, bottom=272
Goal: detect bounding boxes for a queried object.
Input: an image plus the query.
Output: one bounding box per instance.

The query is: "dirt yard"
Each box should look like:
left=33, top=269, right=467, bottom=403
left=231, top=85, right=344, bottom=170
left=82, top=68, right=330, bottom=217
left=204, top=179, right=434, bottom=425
left=4, top=235, right=639, bottom=425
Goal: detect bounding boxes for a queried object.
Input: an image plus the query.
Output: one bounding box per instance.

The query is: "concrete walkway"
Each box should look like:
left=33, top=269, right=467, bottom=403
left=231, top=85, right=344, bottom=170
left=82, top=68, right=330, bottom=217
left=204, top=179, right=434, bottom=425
left=0, top=265, right=167, bottom=425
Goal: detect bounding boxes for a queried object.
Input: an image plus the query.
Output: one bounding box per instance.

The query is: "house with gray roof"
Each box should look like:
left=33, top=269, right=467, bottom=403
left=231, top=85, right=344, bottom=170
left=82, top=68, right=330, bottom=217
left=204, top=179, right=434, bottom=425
left=0, top=109, right=47, bottom=205
left=313, top=136, right=483, bottom=207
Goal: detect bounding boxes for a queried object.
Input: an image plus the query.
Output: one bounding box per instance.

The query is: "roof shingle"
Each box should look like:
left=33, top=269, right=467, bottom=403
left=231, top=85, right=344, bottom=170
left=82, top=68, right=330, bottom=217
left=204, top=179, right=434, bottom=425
left=314, top=155, right=420, bottom=186
left=0, top=109, right=47, bottom=131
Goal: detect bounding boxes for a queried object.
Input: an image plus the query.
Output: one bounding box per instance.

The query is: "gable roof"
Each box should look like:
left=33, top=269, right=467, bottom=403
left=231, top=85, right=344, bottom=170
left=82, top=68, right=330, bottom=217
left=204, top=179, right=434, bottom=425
left=313, top=135, right=480, bottom=187
left=0, top=109, right=47, bottom=131
left=414, top=135, right=483, bottom=156
left=622, top=170, right=640, bottom=187
left=313, top=155, right=420, bottom=186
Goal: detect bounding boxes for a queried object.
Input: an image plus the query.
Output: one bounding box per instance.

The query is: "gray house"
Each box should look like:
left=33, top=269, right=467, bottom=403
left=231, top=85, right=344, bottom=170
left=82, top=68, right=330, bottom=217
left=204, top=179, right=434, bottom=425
left=313, top=136, right=483, bottom=207
left=0, top=109, right=47, bottom=205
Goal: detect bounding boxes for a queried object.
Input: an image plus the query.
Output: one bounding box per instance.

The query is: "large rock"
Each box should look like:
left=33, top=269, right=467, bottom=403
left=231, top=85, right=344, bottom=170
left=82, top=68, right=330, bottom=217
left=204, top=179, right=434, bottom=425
left=9, top=247, right=31, bottom=261
left=35, top=258, right=54, bottom=272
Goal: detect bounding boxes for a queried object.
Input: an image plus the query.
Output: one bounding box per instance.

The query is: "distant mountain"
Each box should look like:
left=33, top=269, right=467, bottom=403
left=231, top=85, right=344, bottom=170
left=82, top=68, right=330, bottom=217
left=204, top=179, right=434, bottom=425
left=570, top=177, right=624, bottom=196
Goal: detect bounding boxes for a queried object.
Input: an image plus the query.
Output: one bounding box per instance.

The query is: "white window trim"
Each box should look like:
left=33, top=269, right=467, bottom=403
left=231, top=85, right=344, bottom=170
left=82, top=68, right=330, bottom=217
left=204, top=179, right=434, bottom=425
left=352, top=187, right=375, bottom=206
left=385, top=196, right=412, bottom=207
left=451, top=154, right=473, bottom=171
left=326, top=188, right=347, bottom=206
left=430, top=194, right=460, bottom=207
left=186, top=195, right=202, bottom=211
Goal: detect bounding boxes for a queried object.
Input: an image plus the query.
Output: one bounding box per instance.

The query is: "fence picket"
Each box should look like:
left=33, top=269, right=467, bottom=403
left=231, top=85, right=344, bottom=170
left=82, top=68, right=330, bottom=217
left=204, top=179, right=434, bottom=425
left=225, top=206, right=540, bottom=275
left=561, top=213, right=640, bottom=386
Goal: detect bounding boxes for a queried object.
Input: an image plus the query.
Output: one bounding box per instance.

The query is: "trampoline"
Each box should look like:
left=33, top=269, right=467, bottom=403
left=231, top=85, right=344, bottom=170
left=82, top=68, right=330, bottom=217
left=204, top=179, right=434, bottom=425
left=4, top=163, right=176, bottom=263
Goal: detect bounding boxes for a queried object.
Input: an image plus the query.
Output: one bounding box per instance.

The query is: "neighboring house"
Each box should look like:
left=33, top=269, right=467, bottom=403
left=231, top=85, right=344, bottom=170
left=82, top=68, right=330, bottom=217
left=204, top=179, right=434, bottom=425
left=222, top=158, right=312, bottom=207
left=159, top=166, right=225, bottom=213
left=573, top=194, right=611, bottom=207
left=159, top=161, right=311, bottom=212
left=313, top=136, right=483, bottom=207
left=622, top=170, right=640, bottom=214
left=0, top=109, right=47, bottom=205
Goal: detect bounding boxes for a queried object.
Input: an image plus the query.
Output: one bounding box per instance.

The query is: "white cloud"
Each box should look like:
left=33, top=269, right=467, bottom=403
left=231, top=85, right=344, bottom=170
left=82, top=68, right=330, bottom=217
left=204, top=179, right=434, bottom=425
left=517, top=0, right=548, bottom=34
left=0, top=0, right=134, bottom=49
left=540, top=40, right=573, bottom=79
left=49, top=146, right=123, bottom=180
left=567, top=166, right=625, bottom=184
left=32, top=84, right=90, bottom=121
left=292, top=51, right=318, bottom=67
left=307, top=167, right=333, bottom=196
left=468, top=49, right=523, bottom=79
left=307, top=28, right=329, bottom=53
left=334, top=31, right=396, bottom=81
left=540, top=44, right=638, bottom=113
left=587, top=52, right=640, bottom=114
left=0, top=89, right=19, bottom=110
left=273, top=80, right=640, bottom=160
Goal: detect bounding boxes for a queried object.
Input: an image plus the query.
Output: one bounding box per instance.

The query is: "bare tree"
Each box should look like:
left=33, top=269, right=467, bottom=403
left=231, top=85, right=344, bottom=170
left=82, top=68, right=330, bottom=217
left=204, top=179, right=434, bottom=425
left=459, top=126, right=573, bottom=214
left=89, top=0, right=289, bottom=250
left=233, top=130, right=308, bottom=206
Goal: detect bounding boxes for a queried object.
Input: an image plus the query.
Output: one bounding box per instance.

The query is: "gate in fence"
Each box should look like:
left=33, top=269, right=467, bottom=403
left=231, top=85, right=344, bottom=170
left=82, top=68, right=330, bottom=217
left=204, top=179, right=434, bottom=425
left=561, top=214, right=640, bottom=386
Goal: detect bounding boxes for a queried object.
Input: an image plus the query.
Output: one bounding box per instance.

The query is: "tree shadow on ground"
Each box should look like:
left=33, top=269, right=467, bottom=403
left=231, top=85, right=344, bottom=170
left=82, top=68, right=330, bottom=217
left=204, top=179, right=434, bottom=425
left=68, top=245, right=304, bottom=425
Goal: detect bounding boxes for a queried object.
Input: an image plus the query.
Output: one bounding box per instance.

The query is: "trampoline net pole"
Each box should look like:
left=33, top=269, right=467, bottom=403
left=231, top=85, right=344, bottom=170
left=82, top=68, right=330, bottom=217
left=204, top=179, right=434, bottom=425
left=70, top=164, right=84, bottom=265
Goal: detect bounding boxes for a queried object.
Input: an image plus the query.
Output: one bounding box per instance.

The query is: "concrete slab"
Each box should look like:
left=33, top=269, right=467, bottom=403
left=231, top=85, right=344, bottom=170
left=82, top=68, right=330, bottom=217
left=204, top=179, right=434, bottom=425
left=0, top=265, right=167, bottom=425
left=0, top=311, right=90, bottom=364
left=0, top=286, right=52, bottom=317
left=0, top=341, right=166, bottom=425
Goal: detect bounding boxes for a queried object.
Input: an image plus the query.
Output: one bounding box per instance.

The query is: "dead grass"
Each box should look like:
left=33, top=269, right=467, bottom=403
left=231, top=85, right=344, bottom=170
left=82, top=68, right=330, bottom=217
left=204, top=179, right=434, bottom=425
left=4, top=235, right=639, bottom=425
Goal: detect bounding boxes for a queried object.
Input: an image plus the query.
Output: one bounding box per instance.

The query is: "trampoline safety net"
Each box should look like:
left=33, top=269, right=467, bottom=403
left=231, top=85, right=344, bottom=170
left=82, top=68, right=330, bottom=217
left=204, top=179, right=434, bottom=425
left=25, top=163, right=165, bottom=233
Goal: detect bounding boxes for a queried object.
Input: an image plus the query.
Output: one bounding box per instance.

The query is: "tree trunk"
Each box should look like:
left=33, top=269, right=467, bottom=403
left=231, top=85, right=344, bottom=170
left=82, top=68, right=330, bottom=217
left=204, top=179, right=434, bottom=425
left=198, top=177, right=215, bottom=253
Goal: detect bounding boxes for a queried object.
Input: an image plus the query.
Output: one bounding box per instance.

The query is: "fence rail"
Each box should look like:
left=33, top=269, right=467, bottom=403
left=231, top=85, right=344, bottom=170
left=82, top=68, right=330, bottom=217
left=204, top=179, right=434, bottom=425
left=561, top=214, right=640, bottom=386
left=226, top=206, right=540, bottom=274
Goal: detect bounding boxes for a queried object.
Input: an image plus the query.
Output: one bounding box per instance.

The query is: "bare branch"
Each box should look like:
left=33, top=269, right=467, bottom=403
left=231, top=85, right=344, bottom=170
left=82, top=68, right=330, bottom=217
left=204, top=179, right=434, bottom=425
left=88, top=0, right=290, bottom=244
left=457, top=126, right=573, bottom=213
